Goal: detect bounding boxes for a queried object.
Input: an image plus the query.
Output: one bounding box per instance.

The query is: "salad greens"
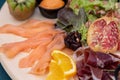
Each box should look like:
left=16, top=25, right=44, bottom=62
left=78, top=24, right=88, bottom=46
left=70, top=0, right=118, bottom=22
left=70, top=0, right=117, bottom=14
left=56, top=0, right=119, bottom=46
left=56, top=7, right=88, bottom=45
left=56, top=7, right=88, bottom=32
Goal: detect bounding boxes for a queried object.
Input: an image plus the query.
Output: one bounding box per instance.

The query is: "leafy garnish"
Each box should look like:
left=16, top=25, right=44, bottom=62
left=56, top=7, right=88, bottom=46
left=78, top=24, right=88, bottom=46
left=69, top=0, right=117, bottom=22
left=70, top=0, right=117, bottom=14
left=56, top=7, right=87, bottom=32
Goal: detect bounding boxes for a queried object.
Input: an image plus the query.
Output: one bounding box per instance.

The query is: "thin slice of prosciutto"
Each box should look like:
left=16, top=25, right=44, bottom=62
left=74, top=47, right=120, bottom=80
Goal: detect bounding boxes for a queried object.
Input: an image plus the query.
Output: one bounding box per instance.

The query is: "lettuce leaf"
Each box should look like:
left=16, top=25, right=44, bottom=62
left=78, top=24, right=88, bottom=46
left=70, top=0, right=117, bottom=15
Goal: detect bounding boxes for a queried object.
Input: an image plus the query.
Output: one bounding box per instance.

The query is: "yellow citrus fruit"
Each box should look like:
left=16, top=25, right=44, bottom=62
left=51, top=50, right=76, bottom=78
left=46, top=60, right=67, bottom=80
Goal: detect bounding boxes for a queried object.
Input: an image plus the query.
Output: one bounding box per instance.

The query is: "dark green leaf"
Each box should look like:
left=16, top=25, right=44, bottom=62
left=56, top=7, right=88, bottom=32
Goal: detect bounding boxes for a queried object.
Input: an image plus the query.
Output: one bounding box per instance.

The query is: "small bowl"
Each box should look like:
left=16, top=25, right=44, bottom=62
left=38, top=0, right=68, bottom=19
left=36, top=0, right=42, bottom=5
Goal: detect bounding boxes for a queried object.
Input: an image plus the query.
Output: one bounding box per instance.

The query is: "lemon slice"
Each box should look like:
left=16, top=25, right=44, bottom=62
left=51, top=50, right=76, bottom=78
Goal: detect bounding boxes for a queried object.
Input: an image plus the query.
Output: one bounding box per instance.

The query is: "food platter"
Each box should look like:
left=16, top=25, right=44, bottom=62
left=0, top=2, right=50, bottom=80
left=1, top=1, right=120, bottom=80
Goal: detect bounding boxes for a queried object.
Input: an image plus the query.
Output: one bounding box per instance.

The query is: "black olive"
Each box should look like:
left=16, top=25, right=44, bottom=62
left=64, top=31, right=82, bottom=51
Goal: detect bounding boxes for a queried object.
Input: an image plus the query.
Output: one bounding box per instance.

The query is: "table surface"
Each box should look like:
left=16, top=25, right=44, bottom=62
left=0, top=0, right=12, bottom=80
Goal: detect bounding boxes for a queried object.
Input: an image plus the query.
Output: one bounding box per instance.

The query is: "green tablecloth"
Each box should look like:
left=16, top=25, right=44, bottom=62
left=0, top=0, right=11, bottom=80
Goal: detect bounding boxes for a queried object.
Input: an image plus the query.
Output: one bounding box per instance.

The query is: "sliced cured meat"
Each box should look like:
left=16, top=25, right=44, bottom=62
left=0, top=20, right=55, bottom=38
left=29, top=33, right=65, bottom=75
left=0, top=36, right=51, bottom=58
left=74, top=47, right=120, bottom=80
left=61, top=47, right=74, bottom=55
left=0, top=29, right=60, bottom=58
left=0, top=19, right=66, bottom=76
left=19, top=43, right=49, bottom=68
left=19, top=19, right=55, bottom=29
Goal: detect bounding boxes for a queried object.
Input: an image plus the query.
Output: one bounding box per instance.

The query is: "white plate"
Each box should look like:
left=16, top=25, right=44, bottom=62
left=0, top=2, right=55, bottom=80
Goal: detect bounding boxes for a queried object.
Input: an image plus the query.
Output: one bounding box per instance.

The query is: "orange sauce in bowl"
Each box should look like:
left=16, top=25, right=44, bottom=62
left=39, top=0, right=65, bottom=9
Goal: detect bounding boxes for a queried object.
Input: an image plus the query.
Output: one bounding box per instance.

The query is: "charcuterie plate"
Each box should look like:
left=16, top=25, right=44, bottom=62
left=0, top=2, right=51, bottom=80
left=1, top=1, right=120, bottom=80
